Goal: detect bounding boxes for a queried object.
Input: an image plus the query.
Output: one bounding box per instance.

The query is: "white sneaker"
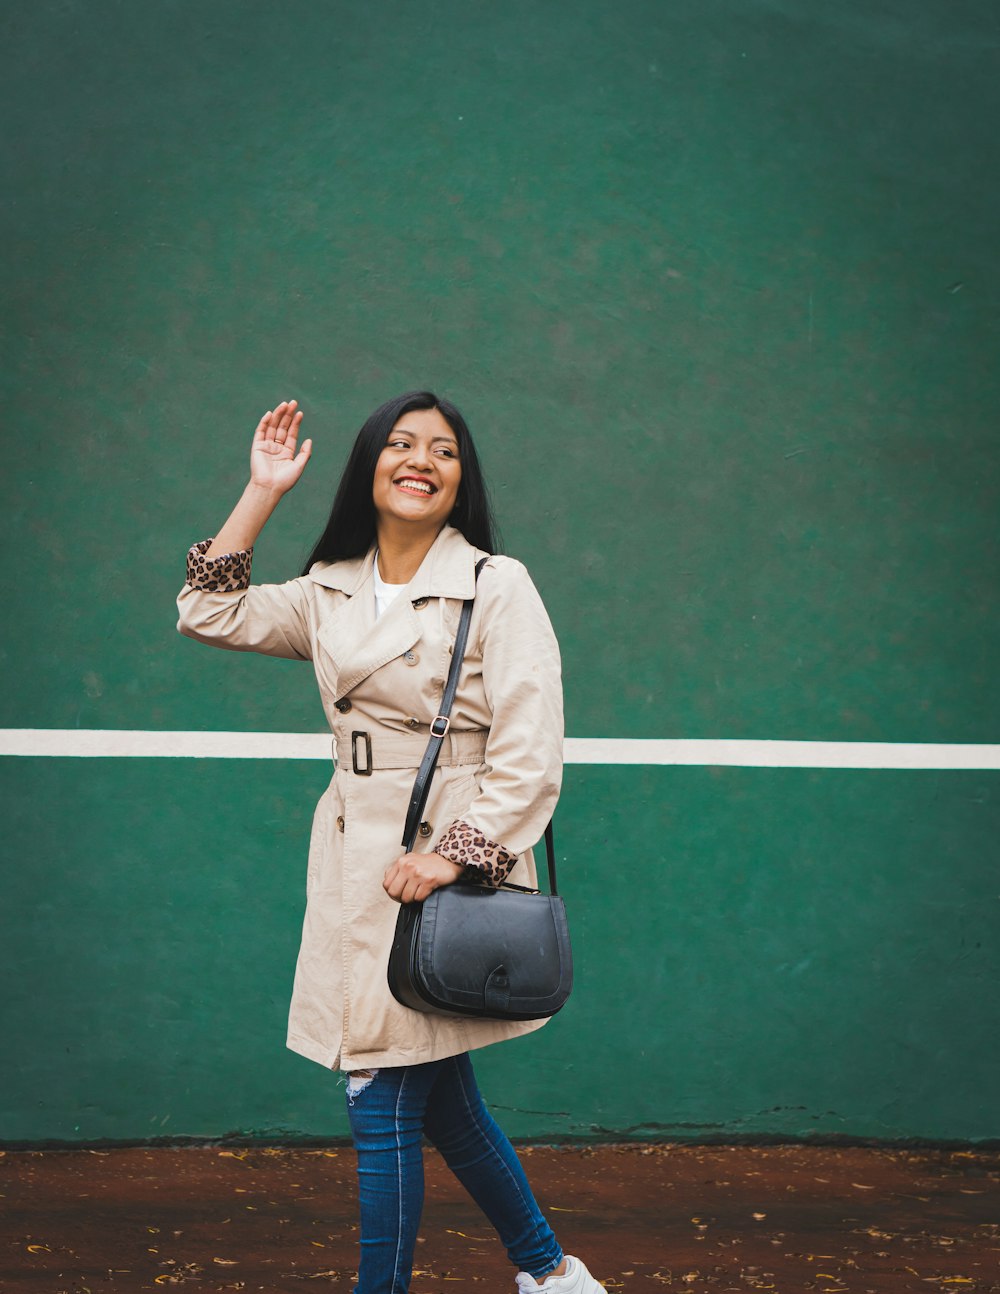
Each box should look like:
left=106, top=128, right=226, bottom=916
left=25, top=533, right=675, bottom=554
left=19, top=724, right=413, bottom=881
left=515, top=1255, right=607, bottom=1293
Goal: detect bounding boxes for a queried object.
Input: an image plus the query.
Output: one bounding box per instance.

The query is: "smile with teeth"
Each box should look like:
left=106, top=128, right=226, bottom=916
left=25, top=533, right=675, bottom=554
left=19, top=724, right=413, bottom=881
left=394, top=478, right=436, bottom=495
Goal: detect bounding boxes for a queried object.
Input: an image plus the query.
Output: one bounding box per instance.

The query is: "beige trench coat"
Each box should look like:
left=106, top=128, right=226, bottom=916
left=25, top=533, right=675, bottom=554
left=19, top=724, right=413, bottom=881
left=177, top=525, right=563, bottom=1071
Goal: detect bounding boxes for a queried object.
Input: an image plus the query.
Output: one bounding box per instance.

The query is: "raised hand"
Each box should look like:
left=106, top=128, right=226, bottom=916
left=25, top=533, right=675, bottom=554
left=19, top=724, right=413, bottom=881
left=202, top=400, right=314, bottom=559
left=250, top=400, right=313, bottom=495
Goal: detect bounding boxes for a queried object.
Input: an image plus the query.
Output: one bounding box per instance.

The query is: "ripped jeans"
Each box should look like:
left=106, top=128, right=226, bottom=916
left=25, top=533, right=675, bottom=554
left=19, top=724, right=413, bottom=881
left=344, top=1053, right=563, bottom=1293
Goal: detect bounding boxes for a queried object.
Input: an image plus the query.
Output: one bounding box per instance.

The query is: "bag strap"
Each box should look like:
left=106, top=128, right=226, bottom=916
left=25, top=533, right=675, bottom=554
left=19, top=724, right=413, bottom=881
left=402, top=557, right=488, bottom=853
left=401, top=557, right=559, bottom=897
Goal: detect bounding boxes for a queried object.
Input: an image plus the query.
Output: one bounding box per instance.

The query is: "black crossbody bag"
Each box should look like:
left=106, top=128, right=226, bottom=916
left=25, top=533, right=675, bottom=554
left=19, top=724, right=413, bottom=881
left=386, top=560, right=573, bottom=1021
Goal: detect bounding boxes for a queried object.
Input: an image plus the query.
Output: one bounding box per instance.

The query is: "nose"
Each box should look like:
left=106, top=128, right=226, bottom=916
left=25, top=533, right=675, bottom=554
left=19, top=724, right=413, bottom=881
left=406, top=439, right=432, bottom=470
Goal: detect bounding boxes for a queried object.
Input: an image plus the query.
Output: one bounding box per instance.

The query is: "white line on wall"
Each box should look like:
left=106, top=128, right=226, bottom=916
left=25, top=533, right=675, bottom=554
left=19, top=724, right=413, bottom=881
left=1, top=730, right=998, bottom=769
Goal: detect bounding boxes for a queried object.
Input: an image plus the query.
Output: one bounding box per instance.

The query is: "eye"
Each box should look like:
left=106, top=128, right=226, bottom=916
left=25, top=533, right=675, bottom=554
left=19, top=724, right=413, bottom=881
left=436, top=447, right=457, bottom=458
left=386, top=438, right=410, bottom=449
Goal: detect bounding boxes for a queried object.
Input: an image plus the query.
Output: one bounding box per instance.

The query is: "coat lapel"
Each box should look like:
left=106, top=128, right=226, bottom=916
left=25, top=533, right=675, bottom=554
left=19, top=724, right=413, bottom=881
left=407, top=525, right=481, bottom=603
left=309, top=529, right=483, bottom=699
left=331, top=594, right=423, bottom=698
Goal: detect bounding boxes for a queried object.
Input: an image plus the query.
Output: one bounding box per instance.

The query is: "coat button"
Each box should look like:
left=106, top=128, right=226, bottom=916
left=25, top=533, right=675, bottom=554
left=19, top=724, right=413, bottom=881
left=418, top=821, right=432, bottom=838
left=335, top=699, right=352, bottom=713
left=403, top=650, right=419, bottom=666
left=412, top=597, right=429, bottom=609
left=404, top=717, right=420, bottom=729
left=336, top=815, right=345, bottom=832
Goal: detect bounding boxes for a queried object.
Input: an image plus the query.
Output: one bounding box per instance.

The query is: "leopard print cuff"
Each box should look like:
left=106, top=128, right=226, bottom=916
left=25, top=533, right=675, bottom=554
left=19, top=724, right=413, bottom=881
left=436, top=819, right=519, bottom=887
left=185, top=537, right=253, bottom=592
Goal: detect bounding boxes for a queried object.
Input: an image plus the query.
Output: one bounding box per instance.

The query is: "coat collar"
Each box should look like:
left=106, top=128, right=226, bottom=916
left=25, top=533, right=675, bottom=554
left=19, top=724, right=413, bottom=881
left=309, top=527, right=486, bottom=699
left=306, top=525, right=483, bottom=600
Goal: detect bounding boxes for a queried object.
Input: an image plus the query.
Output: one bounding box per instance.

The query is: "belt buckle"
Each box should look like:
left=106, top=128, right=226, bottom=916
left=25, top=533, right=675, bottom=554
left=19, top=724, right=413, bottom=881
left=352, top=730, right=373, bottom=776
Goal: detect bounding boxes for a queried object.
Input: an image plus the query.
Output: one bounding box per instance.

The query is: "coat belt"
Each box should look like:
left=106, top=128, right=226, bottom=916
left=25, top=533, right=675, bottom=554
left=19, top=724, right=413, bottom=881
left=333, top=727, right=488, bottom=772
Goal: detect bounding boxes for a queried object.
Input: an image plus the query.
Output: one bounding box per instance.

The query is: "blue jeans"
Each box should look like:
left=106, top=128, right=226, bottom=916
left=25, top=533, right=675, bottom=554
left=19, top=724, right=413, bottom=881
left=344, top=1053, right=563, bottom=1293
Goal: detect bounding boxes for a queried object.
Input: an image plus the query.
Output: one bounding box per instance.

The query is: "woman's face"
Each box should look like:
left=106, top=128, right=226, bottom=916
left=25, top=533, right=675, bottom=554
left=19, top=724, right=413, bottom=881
left=372, top=407, right=462, bottom=532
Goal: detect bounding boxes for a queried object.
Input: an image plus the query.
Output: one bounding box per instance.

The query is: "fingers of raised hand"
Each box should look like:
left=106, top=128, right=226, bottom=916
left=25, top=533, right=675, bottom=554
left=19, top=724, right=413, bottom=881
left=251, top=403, right=306, bottom=474
left=265, top=399, right=297, bottom=446
left=283, top=408, right=304, bottom=453
left=274, top=399, right=299, bottom=443
left=253, top=400, right=299, bottom=445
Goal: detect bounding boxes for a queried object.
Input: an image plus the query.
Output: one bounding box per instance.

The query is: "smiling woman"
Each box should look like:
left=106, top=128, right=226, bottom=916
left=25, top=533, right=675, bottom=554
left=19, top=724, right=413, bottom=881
left=301, top=391, right=497, bottom=576
left=175, top=391, right=605, bottom=1294
left=371, top=409, right=463, bottom=578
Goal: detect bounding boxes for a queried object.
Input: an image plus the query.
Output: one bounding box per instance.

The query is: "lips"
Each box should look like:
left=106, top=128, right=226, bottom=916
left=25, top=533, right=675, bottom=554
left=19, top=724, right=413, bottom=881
left=393, top=476, right=437, bottom=495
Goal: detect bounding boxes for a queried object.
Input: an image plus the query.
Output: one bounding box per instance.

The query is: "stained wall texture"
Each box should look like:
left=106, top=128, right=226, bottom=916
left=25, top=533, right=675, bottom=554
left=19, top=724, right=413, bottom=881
left=1, top=0, right=998, bottom=1143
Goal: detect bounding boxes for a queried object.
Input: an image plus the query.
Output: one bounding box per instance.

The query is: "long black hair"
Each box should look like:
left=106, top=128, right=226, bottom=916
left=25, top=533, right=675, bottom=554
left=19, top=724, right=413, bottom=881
left=301, top=391, right=499, bottom=572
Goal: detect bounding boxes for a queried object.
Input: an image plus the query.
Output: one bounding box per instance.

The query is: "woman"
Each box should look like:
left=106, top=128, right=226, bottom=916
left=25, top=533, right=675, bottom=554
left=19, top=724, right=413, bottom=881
left=177, top=392, right=605, bottom=1294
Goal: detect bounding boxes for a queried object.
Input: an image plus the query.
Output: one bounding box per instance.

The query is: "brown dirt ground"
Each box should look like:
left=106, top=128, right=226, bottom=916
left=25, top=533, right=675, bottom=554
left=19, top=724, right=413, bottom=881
left=1, top=1143, right=998, bottom=1293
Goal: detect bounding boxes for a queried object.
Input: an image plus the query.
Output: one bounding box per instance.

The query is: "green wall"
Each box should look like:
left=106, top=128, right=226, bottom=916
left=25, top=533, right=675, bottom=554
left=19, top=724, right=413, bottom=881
left=2, top=0, right=998, bottom=1143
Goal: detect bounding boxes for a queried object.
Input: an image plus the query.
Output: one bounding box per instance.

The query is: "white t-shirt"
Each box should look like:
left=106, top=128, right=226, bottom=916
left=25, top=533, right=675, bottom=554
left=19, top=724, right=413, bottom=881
left=373, top=552, right=408, bottom=620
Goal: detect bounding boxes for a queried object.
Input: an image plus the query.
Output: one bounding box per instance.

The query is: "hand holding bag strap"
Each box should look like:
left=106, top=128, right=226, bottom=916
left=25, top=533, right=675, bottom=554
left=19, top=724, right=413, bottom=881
left=400, top=556, right=560, bottom=897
